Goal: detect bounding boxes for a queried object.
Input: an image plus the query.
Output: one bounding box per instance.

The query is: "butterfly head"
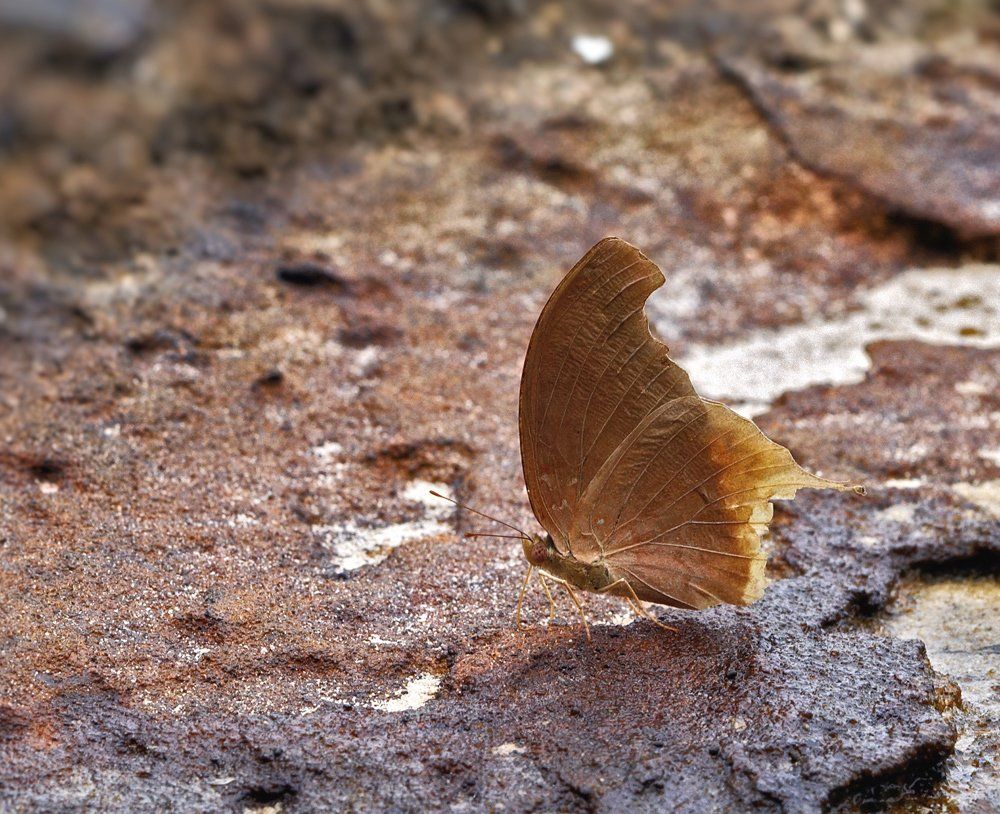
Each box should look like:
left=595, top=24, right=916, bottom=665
left=522, top=533, right=555, bottom=567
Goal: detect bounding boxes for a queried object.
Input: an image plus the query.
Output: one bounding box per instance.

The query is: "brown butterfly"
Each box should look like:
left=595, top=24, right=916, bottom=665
left=438, top=238, right=862, bottom=638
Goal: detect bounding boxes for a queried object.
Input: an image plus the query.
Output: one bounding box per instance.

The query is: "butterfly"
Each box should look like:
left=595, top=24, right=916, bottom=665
left=438, top=238, right=862, bottom=639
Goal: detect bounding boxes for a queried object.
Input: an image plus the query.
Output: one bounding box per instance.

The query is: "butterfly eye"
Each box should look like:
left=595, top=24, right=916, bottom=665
left=523, top=537, right=550, bottom=566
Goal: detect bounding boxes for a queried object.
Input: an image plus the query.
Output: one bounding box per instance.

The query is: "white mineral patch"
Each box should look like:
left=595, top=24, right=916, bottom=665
left=886, top=575, right=1000, bottom=808
left=400, top=479, right=450, bottom=508
left=979, top=200, right=1000, bottom=221
left=669, top=265, right=1000, bottom=416
left=955, top=380, right=990, bottom=396
left=314, top=480, right=453, bottom=571
left=206, top=776, right=236, bottom=786
left=367, top=634, right=402, bottom=646
left=978, top=447, right=1000, bottom=467
left=952, top=479, right=1000, bottom=518
left=572, top=34, right=614, bottom=65
left=877, top=503, right=917, bottom=524
left=311, top=440, right=343, bottom=459
left=349, top=346, right=381, bottom=377
left=606, top=607, right=638, bottom=627
left=372, top=672, right=442, bottom=713
left=883, top=478, right=926, bottom=490
left=492, top=742, right=527, bottom=757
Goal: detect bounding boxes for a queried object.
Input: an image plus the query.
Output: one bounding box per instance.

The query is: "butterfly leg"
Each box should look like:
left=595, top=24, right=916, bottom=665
left=598, top=579, right=677, bottom=633
left=560, top=583, right=592, bottom=642
left=523, top=572, right=591, bottom=641
left=515, top=566, right=535, bottom=631
left=537, top=573, right=557, bottom=624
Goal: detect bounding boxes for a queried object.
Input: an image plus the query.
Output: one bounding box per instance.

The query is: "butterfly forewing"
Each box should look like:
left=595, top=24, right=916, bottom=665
left=519, top=237, right=854, bottom=610
left=518, top=238, right=697, bottom=553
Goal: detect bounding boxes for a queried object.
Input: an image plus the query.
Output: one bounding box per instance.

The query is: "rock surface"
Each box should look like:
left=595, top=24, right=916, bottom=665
left=1, top=1, right=998, bottom=811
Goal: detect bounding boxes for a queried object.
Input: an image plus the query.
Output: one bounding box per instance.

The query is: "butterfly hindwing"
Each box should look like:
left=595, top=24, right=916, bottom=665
left=577, top=397, right=842, bottom=608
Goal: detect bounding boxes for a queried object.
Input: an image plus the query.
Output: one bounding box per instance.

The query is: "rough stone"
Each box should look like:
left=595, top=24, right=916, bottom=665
left=1, top=1, right=997, bottom=811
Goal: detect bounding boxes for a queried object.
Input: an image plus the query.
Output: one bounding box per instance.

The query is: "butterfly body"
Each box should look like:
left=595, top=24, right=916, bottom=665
left=523, top=533, right=619, bottom=595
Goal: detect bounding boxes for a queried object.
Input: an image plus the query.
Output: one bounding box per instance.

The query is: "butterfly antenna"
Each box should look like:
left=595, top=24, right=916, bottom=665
left=429, top=490, right=530, bottom=539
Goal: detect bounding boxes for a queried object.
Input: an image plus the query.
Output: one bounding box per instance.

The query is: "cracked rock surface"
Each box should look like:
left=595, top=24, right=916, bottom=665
left=1, top=1, right=997, bottom=811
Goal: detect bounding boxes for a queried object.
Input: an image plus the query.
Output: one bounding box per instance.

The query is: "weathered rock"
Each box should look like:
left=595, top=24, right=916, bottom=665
left=719, top=53, right=1000, bottom=240
left=1, top=1, right=997, bottom=811
left=715, top=3, right=1000, bottom=240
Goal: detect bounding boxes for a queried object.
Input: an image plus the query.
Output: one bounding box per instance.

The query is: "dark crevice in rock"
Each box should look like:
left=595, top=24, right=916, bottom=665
left=252, top=367, right=285, bottom=389
left=241, top=782, right=298, bottom=805
left=908, top=549, right=1000, bottom=579
left=493, top=133, right=598, bottom=192
left=124, top=328, right=198, bottom=356
left=819, top=585, right=887, bottom=630
left=275, top=262, right=346, bottom=288
left=338, top=323, right=403, bottom=349
left=881, top=212, right=998, bottom=263
left=0, top=451, right=74, bottom=487
left=26, top=457, right=66, bottom=483
left=827, top=752, right=950, bottom=813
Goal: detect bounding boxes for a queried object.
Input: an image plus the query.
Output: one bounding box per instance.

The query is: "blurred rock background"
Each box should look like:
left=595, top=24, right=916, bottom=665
left=0, top=1, right=997, bottom=811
